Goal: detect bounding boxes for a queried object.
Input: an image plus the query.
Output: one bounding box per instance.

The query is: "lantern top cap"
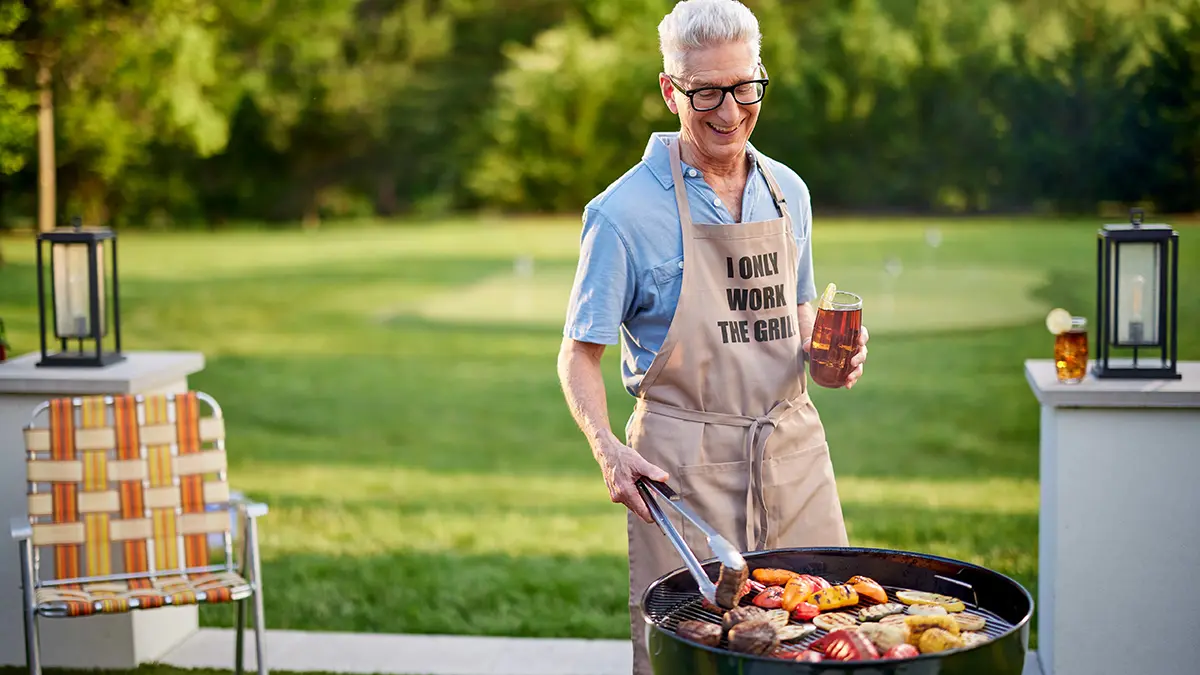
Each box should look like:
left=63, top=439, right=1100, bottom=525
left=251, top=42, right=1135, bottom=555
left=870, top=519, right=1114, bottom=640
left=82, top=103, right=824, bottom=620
left=37, top=217, right=115, bottom=243
left=1101, top=208, right=1175, bottom=239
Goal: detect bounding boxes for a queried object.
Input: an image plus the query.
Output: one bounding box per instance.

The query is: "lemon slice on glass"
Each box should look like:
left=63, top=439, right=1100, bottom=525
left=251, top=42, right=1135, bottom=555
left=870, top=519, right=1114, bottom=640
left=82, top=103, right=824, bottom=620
left=1045, top=308, right=1072, bottom=335
left=818, top=283, right=837, bottom=310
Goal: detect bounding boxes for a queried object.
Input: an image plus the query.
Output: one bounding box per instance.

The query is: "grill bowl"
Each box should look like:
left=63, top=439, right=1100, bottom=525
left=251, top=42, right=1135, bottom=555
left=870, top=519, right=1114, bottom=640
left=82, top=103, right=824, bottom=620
left=641, top=547, right=1033, bottom=674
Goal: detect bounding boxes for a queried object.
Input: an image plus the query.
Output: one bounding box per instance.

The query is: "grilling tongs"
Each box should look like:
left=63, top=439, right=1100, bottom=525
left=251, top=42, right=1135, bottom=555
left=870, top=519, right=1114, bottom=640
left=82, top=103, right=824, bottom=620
left=635, top=477, right=748, bottom=609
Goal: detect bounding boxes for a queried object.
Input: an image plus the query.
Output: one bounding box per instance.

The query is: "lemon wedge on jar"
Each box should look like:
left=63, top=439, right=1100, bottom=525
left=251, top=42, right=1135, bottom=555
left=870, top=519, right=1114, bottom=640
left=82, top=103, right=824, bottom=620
left=1045, top=308, right=1072, bottom=335
left=818, top=283, right=837, bottom=310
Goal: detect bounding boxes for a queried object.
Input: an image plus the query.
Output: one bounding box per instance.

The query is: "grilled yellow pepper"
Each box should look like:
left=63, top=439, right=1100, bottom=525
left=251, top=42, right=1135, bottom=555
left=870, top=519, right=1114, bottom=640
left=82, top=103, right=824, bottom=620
left=903, top=615, right=961, bottom=646
left=809, top=584, right=859, bottom=611
left=918, top=627, right=965, bottom=654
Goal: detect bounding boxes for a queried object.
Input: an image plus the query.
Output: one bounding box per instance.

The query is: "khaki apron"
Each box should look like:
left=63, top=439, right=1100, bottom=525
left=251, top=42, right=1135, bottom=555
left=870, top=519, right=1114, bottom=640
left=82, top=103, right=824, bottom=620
left=625, top=139, right=849, bottom=675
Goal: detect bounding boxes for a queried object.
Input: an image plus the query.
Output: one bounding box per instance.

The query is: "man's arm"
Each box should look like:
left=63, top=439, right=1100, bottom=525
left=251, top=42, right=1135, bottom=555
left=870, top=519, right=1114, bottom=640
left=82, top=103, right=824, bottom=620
left=557, top=337, right=668, bottom=523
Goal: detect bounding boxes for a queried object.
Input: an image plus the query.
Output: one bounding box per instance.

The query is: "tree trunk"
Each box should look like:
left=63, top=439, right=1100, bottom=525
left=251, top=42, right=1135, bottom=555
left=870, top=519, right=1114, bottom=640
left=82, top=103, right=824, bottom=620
left=37, top=55, right=56, bottom=233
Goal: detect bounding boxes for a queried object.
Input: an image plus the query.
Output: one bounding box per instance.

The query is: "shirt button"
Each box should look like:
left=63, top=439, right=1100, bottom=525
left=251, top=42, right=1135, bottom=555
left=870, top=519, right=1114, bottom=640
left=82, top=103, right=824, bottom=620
left=687, top=169, right=697, bottom=177
left=713, top=197, right=722, bottom=206
left=678, top=261, right=684, bottom=269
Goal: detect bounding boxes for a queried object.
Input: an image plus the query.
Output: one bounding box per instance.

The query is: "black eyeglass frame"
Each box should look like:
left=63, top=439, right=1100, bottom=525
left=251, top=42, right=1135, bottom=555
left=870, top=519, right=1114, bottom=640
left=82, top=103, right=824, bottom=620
left=664, top=64, right=770, bottom=112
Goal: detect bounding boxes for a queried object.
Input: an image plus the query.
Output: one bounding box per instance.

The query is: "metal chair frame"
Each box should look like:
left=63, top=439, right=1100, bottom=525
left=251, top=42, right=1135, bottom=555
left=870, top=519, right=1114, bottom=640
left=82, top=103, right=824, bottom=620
left=9, top=391, right=269, bottom=675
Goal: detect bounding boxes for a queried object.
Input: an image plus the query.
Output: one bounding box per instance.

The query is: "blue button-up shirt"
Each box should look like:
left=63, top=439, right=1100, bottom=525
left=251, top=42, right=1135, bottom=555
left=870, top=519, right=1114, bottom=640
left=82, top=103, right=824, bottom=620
left=563, top=131, right=818, bottom=397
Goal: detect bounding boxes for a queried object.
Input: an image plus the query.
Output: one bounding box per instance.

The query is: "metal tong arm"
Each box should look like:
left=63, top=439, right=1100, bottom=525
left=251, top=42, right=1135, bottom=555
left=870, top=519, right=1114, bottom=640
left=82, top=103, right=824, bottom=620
left=635, top=478, right=746, bottom=604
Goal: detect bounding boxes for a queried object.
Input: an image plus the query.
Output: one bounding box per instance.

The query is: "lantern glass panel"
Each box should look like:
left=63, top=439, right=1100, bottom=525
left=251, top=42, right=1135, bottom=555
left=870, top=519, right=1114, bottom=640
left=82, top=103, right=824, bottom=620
left=1112, top=241, right=1159, bottom=346
left=51, top=241, right=106, bottom=339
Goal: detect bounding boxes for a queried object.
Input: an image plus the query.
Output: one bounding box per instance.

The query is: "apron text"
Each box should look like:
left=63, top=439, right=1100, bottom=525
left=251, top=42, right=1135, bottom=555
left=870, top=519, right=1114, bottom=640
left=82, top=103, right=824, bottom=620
left=716, top=315, right=797, bottom=344
left=726, top=253, right=780, bottom=280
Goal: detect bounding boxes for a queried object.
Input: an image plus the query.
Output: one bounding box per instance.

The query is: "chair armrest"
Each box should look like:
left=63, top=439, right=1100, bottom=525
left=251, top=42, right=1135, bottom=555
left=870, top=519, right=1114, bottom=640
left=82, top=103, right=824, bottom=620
left=11, top=516, right=31, bottom=541
left=229, top=490, right=269, bottom=519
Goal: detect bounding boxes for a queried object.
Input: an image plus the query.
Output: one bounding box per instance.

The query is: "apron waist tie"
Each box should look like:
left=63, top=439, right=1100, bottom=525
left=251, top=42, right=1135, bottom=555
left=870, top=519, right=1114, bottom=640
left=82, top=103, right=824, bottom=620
left=635, top=393, right=809, bottom=551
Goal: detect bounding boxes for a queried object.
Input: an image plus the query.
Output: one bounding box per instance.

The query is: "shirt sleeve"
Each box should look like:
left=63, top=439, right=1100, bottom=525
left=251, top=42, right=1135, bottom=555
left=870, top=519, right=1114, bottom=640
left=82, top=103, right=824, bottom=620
left=794, top=188, right=817, bottom=305
left=562, top=207, right=636, bottom=345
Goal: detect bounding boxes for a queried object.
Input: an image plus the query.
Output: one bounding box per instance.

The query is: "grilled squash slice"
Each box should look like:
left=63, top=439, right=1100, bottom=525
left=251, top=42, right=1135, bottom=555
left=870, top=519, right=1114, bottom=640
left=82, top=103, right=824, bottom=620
left=918, top=627, right=965, bottom=654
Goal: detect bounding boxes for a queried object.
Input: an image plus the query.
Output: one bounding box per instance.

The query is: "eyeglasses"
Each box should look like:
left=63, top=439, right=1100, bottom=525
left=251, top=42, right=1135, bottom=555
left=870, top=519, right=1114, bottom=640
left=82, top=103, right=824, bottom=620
left=665, top=65, right=770, bottom=112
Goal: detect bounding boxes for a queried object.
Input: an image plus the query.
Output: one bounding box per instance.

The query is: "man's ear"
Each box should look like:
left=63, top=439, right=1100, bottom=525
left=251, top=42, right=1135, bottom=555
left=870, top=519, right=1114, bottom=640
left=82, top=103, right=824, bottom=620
left=659, top=74, right=679, bottom=115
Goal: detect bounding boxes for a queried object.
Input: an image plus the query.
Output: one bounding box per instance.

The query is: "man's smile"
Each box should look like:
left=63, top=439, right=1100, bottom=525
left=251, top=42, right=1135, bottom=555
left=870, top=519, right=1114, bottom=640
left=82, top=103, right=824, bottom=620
left=707, top=121, right=741, bottom=136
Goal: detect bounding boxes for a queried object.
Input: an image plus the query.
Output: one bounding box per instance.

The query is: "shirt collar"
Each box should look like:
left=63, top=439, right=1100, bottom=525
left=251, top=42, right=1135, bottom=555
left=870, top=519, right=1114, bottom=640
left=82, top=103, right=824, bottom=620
left=642, top=131, right=760, bottom=190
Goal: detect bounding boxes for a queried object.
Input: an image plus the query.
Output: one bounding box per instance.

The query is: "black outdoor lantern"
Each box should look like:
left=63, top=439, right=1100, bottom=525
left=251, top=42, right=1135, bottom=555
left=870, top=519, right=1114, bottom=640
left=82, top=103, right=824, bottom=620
left=1092, top=208, right=1180, bottom=380
left=35, top=216, right=124, bottom=367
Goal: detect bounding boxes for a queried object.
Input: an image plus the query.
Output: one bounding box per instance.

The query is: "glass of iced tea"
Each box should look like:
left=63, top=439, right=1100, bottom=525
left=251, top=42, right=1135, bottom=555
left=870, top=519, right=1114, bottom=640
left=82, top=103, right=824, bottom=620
left=809, top=286, right=862, bottom=388
left=1054, top=316, right=1089, bottom=383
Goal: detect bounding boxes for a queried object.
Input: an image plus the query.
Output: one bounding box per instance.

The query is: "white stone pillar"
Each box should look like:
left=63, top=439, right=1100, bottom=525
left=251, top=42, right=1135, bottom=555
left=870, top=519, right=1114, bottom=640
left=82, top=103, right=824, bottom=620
left=0, top=351, right=206, bottom=669
left=1025, top=359, right=1200, bottom=675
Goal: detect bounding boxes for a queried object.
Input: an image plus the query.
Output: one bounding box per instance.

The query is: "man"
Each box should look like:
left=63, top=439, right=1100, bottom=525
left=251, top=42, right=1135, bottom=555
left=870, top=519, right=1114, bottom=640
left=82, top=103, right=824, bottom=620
left=556, top=1, right=868, bottom=672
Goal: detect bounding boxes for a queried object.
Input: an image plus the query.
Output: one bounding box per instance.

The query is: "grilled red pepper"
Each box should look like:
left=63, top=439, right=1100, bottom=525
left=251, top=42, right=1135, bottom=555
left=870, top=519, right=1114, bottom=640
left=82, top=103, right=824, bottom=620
left=821, top=628, right=880, bottom=661
left=752, top=585, right=784, bottom=609
left=883, top=644, right=920, bottom=659
left=798, top=574, right=831, bottom=592
left=790, top=601, right=820, bottom=622
left=794, top=650, right=823, bottom=662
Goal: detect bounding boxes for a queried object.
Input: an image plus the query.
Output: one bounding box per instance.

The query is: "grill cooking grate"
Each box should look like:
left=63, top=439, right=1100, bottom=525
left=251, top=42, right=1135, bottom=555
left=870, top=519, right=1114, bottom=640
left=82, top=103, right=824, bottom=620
left=646, top=582, right=1016, bottom=658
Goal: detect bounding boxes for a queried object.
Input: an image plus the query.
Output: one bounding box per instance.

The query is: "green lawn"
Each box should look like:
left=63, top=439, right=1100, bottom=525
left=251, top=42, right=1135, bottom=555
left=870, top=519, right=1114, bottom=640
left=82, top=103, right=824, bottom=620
left=1, top=215, right=1197, bottom=653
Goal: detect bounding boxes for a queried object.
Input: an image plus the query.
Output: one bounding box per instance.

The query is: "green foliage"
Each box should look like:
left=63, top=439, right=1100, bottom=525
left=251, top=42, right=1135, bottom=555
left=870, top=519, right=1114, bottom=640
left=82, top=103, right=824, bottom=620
left=0, top=2, right=34, bottom=175
left=0, top=0, right=1197, bottom=224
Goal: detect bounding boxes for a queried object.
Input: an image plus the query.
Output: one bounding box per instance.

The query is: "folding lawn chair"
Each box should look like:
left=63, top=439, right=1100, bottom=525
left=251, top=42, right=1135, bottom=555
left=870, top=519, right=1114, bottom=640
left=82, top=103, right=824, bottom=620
left=9, top=391, right=269, bottom=675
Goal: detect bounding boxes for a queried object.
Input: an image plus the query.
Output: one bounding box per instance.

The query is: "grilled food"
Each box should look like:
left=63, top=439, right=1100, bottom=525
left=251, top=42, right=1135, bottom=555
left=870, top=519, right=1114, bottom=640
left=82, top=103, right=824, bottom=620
left=776, top=623, right=817, bottom=641
left=752, top=568, right=801, bottom=587
left=781, top=576, right=818, bottom=612
left=906, top=603, right=948, bottom=616
left=821, top=628, right=880, bottom=662
left=728, top=620, right=779, bottom=656
left=716, top=564, right=751, bottom=609
left=760, top=609, right=790, bottom=629
left=859, top=602, right=905, bottom=622
left=895, top=590, right=965, bottom=613
left=791, top=601, right=820, bottom=622
left=810, top=584, right=859, bottom=611
left=918, top=627, right=965, bottom=654
left=752, top=586, right=784, bottom=609
left=676, top=620, right=721, bottom=647
left=794, top=650, right=824, bottom=662
left=883, top=643, right=919, bottom=659
left=903, top=615, right=960, bottom=646
left=856, top=622, right=909, bottom=653
left=960, top=631, right=989, bottom=647
left=846, top=575, right=889, bottom=604
left=880, top=614, right=909, bottom=626
left=953, top=613, right=987, bottom=632
left=723, top=605, right=767, bottom=632
left=812, top=612, right=858, bottom=632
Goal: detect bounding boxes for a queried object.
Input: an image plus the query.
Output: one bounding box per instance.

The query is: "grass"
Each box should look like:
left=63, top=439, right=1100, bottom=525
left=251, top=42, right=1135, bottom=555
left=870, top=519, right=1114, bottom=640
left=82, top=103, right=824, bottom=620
left=1, top=215, right=1198, bottom=655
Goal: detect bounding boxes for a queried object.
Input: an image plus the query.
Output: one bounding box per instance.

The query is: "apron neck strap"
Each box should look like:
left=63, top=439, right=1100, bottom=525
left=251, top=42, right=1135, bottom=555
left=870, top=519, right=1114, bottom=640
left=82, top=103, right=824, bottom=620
left=667, top=138, right=694, bottom=229
left=755, top=153, right=790, bottom=220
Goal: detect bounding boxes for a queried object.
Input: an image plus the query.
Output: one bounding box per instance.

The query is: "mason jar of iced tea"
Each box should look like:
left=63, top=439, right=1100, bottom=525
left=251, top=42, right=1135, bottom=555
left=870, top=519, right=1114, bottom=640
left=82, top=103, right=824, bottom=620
left=1054, top=316, right=1089, bottom=384
left=809, top=287, right=862, bottom=388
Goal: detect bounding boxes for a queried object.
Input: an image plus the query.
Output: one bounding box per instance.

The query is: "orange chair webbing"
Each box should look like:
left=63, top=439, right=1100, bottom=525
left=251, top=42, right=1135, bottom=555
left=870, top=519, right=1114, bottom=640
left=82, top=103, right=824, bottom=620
left=49, top=399, right=80, bottom=581
left=113, top=395, right=150, bottom=586
left=143, top=396, right=180, bottom=572
left=175, top=392, right=209, bottom=567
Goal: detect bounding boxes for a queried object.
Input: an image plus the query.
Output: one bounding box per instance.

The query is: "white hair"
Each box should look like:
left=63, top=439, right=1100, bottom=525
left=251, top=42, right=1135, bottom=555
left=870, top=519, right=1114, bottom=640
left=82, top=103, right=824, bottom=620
left=658, top=0, right=762, bottom=79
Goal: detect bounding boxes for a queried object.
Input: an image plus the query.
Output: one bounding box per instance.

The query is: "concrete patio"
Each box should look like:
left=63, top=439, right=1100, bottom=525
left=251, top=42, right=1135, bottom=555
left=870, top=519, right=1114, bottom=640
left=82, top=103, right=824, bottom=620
left=158, top=628, right=1045, bottom=675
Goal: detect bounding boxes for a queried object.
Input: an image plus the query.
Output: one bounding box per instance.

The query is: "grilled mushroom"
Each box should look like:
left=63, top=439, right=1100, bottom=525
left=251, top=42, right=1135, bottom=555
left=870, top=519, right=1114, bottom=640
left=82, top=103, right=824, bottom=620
left=722, top=605, right=767, bottom=633
left=727, top=619, right=779, bottom=656
left=676, top=620, right=722, bottom=648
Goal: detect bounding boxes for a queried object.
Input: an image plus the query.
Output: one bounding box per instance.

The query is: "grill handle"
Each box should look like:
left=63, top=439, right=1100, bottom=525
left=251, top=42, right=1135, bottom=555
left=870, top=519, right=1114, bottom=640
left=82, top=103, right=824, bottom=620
left=635, top=478, right=746, bottom=606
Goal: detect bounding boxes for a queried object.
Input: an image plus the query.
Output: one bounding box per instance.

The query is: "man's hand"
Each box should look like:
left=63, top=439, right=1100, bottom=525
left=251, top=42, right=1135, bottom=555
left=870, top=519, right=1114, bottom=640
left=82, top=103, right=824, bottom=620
left=842, top=325, right=869, bottom=389
left=596, top=441, right=670, bottom=524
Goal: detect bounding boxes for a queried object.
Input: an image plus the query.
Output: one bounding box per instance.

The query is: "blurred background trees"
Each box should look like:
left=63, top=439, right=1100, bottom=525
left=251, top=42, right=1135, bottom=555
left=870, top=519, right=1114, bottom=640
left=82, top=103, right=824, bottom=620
left=0, top=0, right=1196, bottom=229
